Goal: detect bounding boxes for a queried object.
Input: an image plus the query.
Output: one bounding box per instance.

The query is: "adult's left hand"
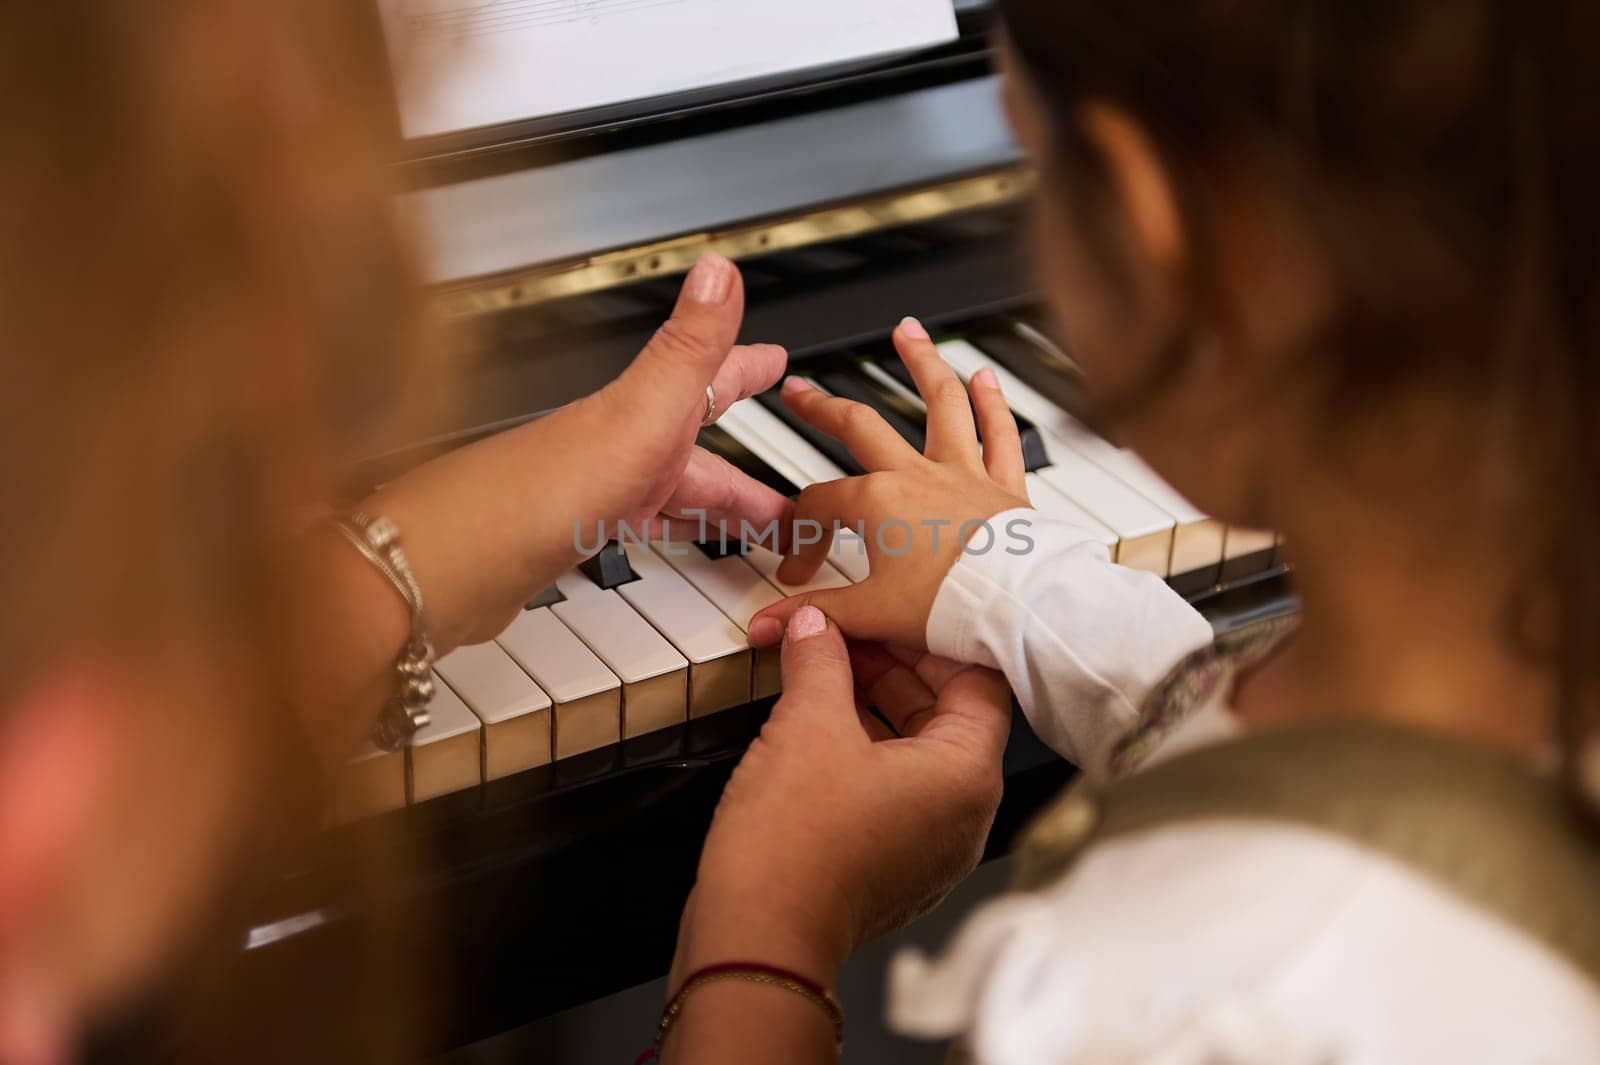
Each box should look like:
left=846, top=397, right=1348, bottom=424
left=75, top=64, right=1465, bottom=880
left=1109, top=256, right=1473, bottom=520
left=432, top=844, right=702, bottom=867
left=669, top=606, right=1013, bottom=998
left=371, top=252, right=792, bottom=648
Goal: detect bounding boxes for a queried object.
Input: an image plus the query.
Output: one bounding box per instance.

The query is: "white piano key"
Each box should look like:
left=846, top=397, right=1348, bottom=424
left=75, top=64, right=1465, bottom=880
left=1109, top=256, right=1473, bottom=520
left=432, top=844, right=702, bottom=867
left=1034, top=414, right=1222, bottom=577
left=715, top=401, right=870, bottom=580
left=938, top=340, right=1176, bottom=574
left=947, top=336, right=1224, bottom=572
left=552, top=570, right=689, bottom=740
left=333, top=741, right=406, bottom=824
left=719, top=400, right=842, bottom=488
left=653, top=538, right=786, bottom=699
left=723, top=396, right=851, bottom=482
left=1032, top=462, right=1173, bottom=573
left=743, top=543, right=853, bottom=596
left=1224, top=527, right=1277, bottom=560
left=436, top=641, right=553, bottom=781
left=497, top=606, right=622, bottom=760
left=652, top=539, right=785, bottom=626
left=618, top=542, right=753, bottom=718
left=1025, top=473, right=1120, bottom=552
left=1220, top=527, right=1279, bottom=582
left=408, top=676, right=482, bottom=803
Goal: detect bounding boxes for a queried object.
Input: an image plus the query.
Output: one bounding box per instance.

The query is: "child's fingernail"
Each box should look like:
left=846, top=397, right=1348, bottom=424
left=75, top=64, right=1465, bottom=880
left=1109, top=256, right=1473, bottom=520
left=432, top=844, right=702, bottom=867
left=684, top=252, right=733, bottom=305
left=787, top=605, right=827, bottom=642
left=782, top=375, right=816, bottom=395
left=749, top=616, right=783, bottom=647
left=973, top=367, right=1000, bottom=392
left=899, top=316, right=930, bottom=341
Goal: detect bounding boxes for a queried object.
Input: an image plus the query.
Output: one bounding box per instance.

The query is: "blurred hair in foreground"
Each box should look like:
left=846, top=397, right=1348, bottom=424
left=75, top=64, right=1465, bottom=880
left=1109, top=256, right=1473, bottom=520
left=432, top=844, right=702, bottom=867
left=0, top=2, right=440, bottom=1059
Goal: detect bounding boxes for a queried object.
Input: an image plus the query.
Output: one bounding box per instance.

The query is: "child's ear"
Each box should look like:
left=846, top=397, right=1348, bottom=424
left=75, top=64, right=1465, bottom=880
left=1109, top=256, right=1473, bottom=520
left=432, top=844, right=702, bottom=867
left=0, top=666, right=130, bottom=1065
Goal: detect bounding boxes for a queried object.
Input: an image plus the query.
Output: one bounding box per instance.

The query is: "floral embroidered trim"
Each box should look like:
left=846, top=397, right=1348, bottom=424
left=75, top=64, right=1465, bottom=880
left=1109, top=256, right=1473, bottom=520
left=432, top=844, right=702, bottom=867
left=1107, top=614, right=1300, bottom=778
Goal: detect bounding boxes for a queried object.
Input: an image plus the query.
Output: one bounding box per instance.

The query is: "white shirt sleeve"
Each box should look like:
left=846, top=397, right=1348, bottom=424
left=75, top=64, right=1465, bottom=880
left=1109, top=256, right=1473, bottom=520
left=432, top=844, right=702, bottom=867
left=924, top=508, right=1213, bottom=766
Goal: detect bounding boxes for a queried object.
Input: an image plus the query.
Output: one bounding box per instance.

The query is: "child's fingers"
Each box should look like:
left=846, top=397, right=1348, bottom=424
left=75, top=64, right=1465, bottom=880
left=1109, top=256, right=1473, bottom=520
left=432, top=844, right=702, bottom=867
left=746, top=583, right=905, bottom=649
left=914, top=666, right=1013, bottom=751
left=969, top=368, right=1027, bottom=494
left=775, top=480, right=853, bottom=585
left=781, top=376, right=920, bottom=471
left=893, top=318, right=981, bottom=468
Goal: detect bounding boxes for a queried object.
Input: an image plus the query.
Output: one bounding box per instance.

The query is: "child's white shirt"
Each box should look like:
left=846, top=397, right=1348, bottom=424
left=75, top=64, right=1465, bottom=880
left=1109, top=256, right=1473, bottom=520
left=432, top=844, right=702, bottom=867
left=887, top=509, right=1600, bottom=1065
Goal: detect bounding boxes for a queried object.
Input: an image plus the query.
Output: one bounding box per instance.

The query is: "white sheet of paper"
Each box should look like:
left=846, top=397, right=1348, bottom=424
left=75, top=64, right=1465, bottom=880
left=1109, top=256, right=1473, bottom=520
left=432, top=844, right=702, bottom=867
left=384, top=0, right=959, bottom=139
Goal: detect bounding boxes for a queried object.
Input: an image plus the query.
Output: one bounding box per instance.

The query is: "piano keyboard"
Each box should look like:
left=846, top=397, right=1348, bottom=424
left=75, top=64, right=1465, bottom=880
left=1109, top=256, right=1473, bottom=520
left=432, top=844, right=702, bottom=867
left=333, top=318, right=1281, bottom=821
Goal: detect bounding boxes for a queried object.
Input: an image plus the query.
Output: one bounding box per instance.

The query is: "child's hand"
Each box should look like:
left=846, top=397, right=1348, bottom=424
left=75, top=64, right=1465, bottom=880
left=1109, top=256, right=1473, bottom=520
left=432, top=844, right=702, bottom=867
left=748, top=318, right=1031, bottom=650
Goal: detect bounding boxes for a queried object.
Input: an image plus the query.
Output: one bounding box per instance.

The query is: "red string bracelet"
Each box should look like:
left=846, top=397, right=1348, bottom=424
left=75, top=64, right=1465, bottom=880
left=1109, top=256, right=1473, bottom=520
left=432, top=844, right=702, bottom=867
left=639, top=961, right=845, bottom=1062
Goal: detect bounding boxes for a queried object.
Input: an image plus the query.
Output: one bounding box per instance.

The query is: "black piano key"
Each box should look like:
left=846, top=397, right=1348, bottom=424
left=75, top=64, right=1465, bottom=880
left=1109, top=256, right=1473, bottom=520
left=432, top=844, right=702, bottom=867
left=699, top=424, right=800, bottom=499
left=813, top=360, right=928, bottom=452
left=579, top=541, right=639, bottom=590
left=695, top=425, right=796, bottom=556
left=692, top=539, right=743, bottom=561
left=869, top=349, right=1053, bottom=473
left=754, top=389, right=867, bottom=477
left=968, top=321, right=1107, bottom=439
left=524, top=585, right=566, bottom=610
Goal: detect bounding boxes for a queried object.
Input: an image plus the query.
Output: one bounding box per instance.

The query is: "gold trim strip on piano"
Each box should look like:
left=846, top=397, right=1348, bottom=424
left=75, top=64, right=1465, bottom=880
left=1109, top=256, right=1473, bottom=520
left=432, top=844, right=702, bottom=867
left=435, top=166, right=1033, bottom=319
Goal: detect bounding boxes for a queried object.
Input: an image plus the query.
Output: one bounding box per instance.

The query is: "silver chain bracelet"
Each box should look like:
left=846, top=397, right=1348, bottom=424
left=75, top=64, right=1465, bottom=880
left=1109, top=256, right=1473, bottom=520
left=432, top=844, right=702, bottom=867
left=331, top=512, right=435, bottom=751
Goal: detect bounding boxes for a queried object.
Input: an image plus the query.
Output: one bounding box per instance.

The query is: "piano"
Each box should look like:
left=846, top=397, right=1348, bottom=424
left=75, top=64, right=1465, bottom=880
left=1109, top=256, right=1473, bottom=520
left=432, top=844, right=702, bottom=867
left=232, top=2, right=1297, bottom=1056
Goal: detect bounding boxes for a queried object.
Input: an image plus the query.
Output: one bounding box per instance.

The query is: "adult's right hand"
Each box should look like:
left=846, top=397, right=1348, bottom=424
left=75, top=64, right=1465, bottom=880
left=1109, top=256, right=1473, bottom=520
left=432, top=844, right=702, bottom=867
left=670, top=606, right=1013, bottom=995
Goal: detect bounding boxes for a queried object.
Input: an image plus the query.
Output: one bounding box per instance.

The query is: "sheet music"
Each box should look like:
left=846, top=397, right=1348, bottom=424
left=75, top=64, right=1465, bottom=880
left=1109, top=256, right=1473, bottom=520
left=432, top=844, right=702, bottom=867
left=384, top=0, right=959, bottom=138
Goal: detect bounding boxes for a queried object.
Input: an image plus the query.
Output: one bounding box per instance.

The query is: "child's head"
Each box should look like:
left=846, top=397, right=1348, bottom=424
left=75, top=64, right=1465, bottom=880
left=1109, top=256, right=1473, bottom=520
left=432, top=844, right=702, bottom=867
left=996, top=0, right=1598, bottom=775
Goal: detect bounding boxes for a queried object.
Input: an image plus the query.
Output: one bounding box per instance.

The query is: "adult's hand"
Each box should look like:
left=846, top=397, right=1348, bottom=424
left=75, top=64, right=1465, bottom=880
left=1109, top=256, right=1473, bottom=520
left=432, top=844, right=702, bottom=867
left=294, top=255, right=792, bottom=759
left=667, top=606, right=1012, bottom=1052
left=370, top=252, right=791, bottom=649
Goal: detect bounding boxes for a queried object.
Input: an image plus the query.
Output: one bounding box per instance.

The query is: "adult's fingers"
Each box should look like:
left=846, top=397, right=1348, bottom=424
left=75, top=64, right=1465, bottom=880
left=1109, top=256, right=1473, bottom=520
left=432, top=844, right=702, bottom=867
left=853, top=692, right=898, bottom=743
left=884, top=646, right=963, bottom=691
left=916, top=666, right=1012, bottom=753
left=969, top=368, right=1027, bottom=495
left=657, top=446, right=793, bottom=544
left=774, top=607, right=861, bottom=740
left=775, top=479, right=857, bottom=586
left=706, top=343, right=788, bottom=424
left=892, top=318, right=980, bottom=468
left=848, top=642, right=937, bottom=736
left=780, top=376, right=921, bottom=472
left=876, top=646, right=1010, bottom=742
left=607, top=253, right=744, bottom=442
